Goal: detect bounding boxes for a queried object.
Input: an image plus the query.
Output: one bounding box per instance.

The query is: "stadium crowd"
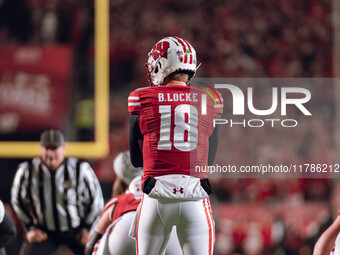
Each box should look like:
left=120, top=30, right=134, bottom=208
left=0, top=0, right=336, bottom=254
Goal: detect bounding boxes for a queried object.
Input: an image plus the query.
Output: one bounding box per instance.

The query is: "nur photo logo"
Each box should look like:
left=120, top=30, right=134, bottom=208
left=195, top=81, right=312, bottom=128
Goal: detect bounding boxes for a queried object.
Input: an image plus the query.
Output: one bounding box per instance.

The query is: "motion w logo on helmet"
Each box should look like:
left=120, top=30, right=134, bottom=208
left=151, top=41, right=170, bottom=60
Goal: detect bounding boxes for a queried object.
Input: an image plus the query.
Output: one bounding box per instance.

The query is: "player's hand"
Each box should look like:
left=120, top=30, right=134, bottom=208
left=76, top=229, right=91, bottom=246
left=84, top=232, right=103, bottom=255
left=26, top=228, right=48, bottom=243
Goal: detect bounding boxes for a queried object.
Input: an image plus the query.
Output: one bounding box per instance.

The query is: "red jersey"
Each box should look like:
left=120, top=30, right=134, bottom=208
left=128, top=85, right=223, bottom=179
left=103, top=192, right=142, bottom=222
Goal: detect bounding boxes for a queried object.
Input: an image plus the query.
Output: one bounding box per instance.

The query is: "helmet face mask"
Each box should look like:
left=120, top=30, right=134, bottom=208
left=145, top=37, right=198, bottom=86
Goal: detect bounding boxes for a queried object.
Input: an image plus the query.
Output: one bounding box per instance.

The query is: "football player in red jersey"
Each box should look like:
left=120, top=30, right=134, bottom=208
left=128, top=37, right=223, bottom=255
left=85, top=177, right=142, bottom=255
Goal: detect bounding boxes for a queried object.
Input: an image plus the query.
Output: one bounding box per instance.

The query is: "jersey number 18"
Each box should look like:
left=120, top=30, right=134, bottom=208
left=157, top=104, right=198, bottom=152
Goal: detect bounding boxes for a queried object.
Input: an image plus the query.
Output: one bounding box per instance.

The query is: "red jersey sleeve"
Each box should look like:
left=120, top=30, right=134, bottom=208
left=111, top=193, right=141, bottom=222
left=128, top=90, right=142, bottom=115
left=101, top=197, right=118, bottom=215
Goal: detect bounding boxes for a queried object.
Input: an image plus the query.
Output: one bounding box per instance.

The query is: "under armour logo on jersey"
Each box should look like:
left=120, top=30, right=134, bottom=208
left=173, top=187, right=184, bottom=194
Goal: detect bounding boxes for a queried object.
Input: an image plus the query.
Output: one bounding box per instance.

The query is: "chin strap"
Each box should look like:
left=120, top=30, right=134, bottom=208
left=187, top=63, right=201, bottom=85
left=196, top=63, right=202, bottom=71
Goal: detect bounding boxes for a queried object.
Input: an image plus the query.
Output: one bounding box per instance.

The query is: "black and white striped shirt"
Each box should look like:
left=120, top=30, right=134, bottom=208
left=11, top=157, right=104, bottom=233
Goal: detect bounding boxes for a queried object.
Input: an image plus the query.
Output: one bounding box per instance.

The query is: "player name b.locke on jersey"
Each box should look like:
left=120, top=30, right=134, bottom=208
left=157, top=92, right=199, bottom=102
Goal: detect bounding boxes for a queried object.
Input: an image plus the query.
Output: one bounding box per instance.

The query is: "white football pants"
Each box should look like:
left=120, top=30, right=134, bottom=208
left=95, top=211, right=183, bottom=255
left=136, top=194, right=215, bottom=255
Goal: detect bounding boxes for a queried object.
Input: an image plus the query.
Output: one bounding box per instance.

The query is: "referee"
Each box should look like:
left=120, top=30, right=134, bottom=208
left=11, top=129, right=104, bottom=255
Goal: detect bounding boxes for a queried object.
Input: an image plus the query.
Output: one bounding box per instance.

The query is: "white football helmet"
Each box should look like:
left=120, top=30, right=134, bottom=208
left=126, top=176, right=142, bottom=194
left=113, top=151, right=143, bottom=186
left=145, top=36, right=198, bottom=86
